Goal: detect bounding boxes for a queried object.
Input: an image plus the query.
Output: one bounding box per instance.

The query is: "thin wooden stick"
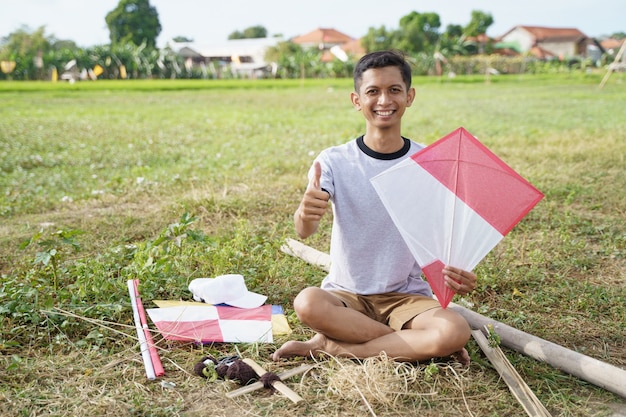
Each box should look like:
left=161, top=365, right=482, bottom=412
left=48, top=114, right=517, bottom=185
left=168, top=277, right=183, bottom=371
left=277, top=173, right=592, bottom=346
left=472, top=328, right=552, bottom=417
left=226, top=363, right=313, bottom=398
left=237, top=359, right=305, bottom=404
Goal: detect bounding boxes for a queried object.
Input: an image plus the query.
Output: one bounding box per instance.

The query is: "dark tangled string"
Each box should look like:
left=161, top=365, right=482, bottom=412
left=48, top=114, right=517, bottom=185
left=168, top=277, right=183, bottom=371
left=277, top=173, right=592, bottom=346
left=260, top=371, right=281, bottom=389
left=193, top=355, right=280, bottom=388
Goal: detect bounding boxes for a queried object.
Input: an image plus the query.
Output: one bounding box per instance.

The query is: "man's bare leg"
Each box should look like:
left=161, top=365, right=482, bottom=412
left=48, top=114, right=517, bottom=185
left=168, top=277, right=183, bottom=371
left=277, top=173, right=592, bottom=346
left=406, top=308, right=471, bottom=365
left=272, top=287, right=471, bottom=364
left=272, top=333, right=471, bottom=365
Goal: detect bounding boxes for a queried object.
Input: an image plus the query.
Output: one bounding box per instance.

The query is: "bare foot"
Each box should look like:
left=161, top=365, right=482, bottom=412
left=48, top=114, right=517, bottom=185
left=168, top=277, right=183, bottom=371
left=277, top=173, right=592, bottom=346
left=450, top=348, right=471, bottom=366
left=272, top=333, right=333, bottom=361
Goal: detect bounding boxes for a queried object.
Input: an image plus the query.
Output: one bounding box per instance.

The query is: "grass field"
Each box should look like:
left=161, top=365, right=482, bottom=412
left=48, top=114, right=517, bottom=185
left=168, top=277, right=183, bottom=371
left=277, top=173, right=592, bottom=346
left=1, top=73, right=625, bottom=416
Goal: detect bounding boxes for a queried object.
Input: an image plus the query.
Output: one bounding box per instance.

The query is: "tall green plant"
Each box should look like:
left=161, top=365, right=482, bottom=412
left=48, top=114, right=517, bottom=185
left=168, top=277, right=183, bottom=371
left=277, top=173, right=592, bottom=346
left=20, top=228, right=83, bottom=291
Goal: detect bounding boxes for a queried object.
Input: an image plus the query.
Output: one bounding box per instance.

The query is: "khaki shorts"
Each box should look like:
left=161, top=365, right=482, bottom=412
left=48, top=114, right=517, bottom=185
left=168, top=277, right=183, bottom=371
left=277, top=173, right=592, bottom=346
left=327, top=290, right=441, bottom=331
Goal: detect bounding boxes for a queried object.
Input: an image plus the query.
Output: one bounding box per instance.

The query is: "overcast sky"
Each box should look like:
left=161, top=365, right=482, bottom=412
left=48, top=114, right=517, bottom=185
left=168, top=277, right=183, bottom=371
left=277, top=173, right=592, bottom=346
left=1, top=0, right=623, bottom=47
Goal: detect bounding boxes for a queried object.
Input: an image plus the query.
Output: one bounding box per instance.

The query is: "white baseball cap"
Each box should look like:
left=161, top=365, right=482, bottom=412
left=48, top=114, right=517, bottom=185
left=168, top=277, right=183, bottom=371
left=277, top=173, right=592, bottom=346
left=188, top=274, right=267, bottom=309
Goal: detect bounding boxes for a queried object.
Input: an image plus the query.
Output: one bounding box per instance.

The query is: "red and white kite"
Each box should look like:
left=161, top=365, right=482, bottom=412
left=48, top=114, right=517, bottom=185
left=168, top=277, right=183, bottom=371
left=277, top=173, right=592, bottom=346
left=146, top=302, right=293, bottom=344
left=371, top=127, right=544, bottom=308
left=147, top=304, right=275, bottom=343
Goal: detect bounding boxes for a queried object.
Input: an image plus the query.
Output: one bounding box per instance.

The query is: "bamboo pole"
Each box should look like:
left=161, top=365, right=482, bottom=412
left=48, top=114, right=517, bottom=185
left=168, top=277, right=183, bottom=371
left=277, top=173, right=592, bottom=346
left=280, top=238, right=626, bottom=399
left=448, top=302, right=626, bottom=399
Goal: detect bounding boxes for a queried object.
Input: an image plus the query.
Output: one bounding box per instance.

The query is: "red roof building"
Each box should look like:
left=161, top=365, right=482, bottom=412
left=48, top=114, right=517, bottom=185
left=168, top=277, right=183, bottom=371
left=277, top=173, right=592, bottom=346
left=497, top=26, right=593, bottom=58
left=292, top=27, right=364, bottom=62
left=291, top=27, right=355, bottom=49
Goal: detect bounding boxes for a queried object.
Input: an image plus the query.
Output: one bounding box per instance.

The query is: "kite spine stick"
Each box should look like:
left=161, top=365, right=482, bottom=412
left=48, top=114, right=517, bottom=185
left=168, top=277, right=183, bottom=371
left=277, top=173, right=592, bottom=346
left=446, top=136, right=463, bottom=267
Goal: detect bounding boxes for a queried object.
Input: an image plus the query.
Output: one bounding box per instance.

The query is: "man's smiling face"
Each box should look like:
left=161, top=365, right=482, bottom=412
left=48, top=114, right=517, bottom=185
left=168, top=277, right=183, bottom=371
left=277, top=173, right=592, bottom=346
left=351, top=66, right=415, bottom=129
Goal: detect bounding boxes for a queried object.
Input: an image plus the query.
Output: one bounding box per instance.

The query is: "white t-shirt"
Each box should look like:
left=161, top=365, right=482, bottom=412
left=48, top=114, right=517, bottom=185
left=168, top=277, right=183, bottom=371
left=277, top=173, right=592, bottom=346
left=313, top=136, right=433, bottom=297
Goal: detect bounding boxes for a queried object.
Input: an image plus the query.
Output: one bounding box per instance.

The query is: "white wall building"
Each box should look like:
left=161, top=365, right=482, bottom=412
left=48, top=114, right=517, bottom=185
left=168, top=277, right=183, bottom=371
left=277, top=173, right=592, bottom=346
left=168, top=37, right=283, bottom=78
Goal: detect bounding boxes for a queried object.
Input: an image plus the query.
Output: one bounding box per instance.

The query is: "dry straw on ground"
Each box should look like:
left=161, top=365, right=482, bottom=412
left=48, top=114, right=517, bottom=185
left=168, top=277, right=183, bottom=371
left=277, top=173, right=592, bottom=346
left=318, top=353, right=474, bottom=416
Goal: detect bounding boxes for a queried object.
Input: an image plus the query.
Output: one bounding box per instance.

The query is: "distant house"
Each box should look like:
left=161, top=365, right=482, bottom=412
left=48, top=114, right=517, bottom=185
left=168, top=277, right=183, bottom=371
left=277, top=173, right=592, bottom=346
left=291, top=27, right=365, bottom=62
left=496, top=26, right=601, bottom=60
left=169, top=27, right=366, bottom=75
left=600, top=38, right=626, bottom=71
left=292, top=27, right=354, bottom=49
left=336, top=37, right=367, bottom=60
left=600, top=38, right=625, bottom=55
left=168, top=37, right=283, bottom=78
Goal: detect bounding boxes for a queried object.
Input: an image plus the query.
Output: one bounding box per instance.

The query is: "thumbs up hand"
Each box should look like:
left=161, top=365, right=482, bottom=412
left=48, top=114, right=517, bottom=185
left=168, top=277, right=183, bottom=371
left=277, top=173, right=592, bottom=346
left=295, top=161, right=330, bottom=238
left=303, top=161, right=329, bottom=213
left=308, top=160, right=323, bottom=191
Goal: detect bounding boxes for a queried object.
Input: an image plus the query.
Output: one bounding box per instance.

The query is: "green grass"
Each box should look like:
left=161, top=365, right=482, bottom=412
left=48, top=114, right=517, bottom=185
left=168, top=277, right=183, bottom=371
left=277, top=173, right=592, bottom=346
left=1, top=73, right=625, bottom=416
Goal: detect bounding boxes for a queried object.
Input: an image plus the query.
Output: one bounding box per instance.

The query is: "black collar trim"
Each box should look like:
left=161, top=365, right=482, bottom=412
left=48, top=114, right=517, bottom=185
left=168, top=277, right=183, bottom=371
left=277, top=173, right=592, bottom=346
left=356, top=135, right=411, bottom=160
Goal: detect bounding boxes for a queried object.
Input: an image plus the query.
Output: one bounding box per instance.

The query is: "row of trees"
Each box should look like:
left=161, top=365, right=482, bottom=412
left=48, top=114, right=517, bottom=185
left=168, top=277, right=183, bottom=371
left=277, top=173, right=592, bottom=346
left=361, top=10, right=494, bottom=56
left=0, top=0, right=166, bottom=80
left=1, top=0, right=624, bottom=81
left=0, top=26, right=184, bottom=81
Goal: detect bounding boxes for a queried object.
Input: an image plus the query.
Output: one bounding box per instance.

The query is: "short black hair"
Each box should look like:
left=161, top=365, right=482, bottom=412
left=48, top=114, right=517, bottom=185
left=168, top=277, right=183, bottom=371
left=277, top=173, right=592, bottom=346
left=353, top=50, right=412, bottom=92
